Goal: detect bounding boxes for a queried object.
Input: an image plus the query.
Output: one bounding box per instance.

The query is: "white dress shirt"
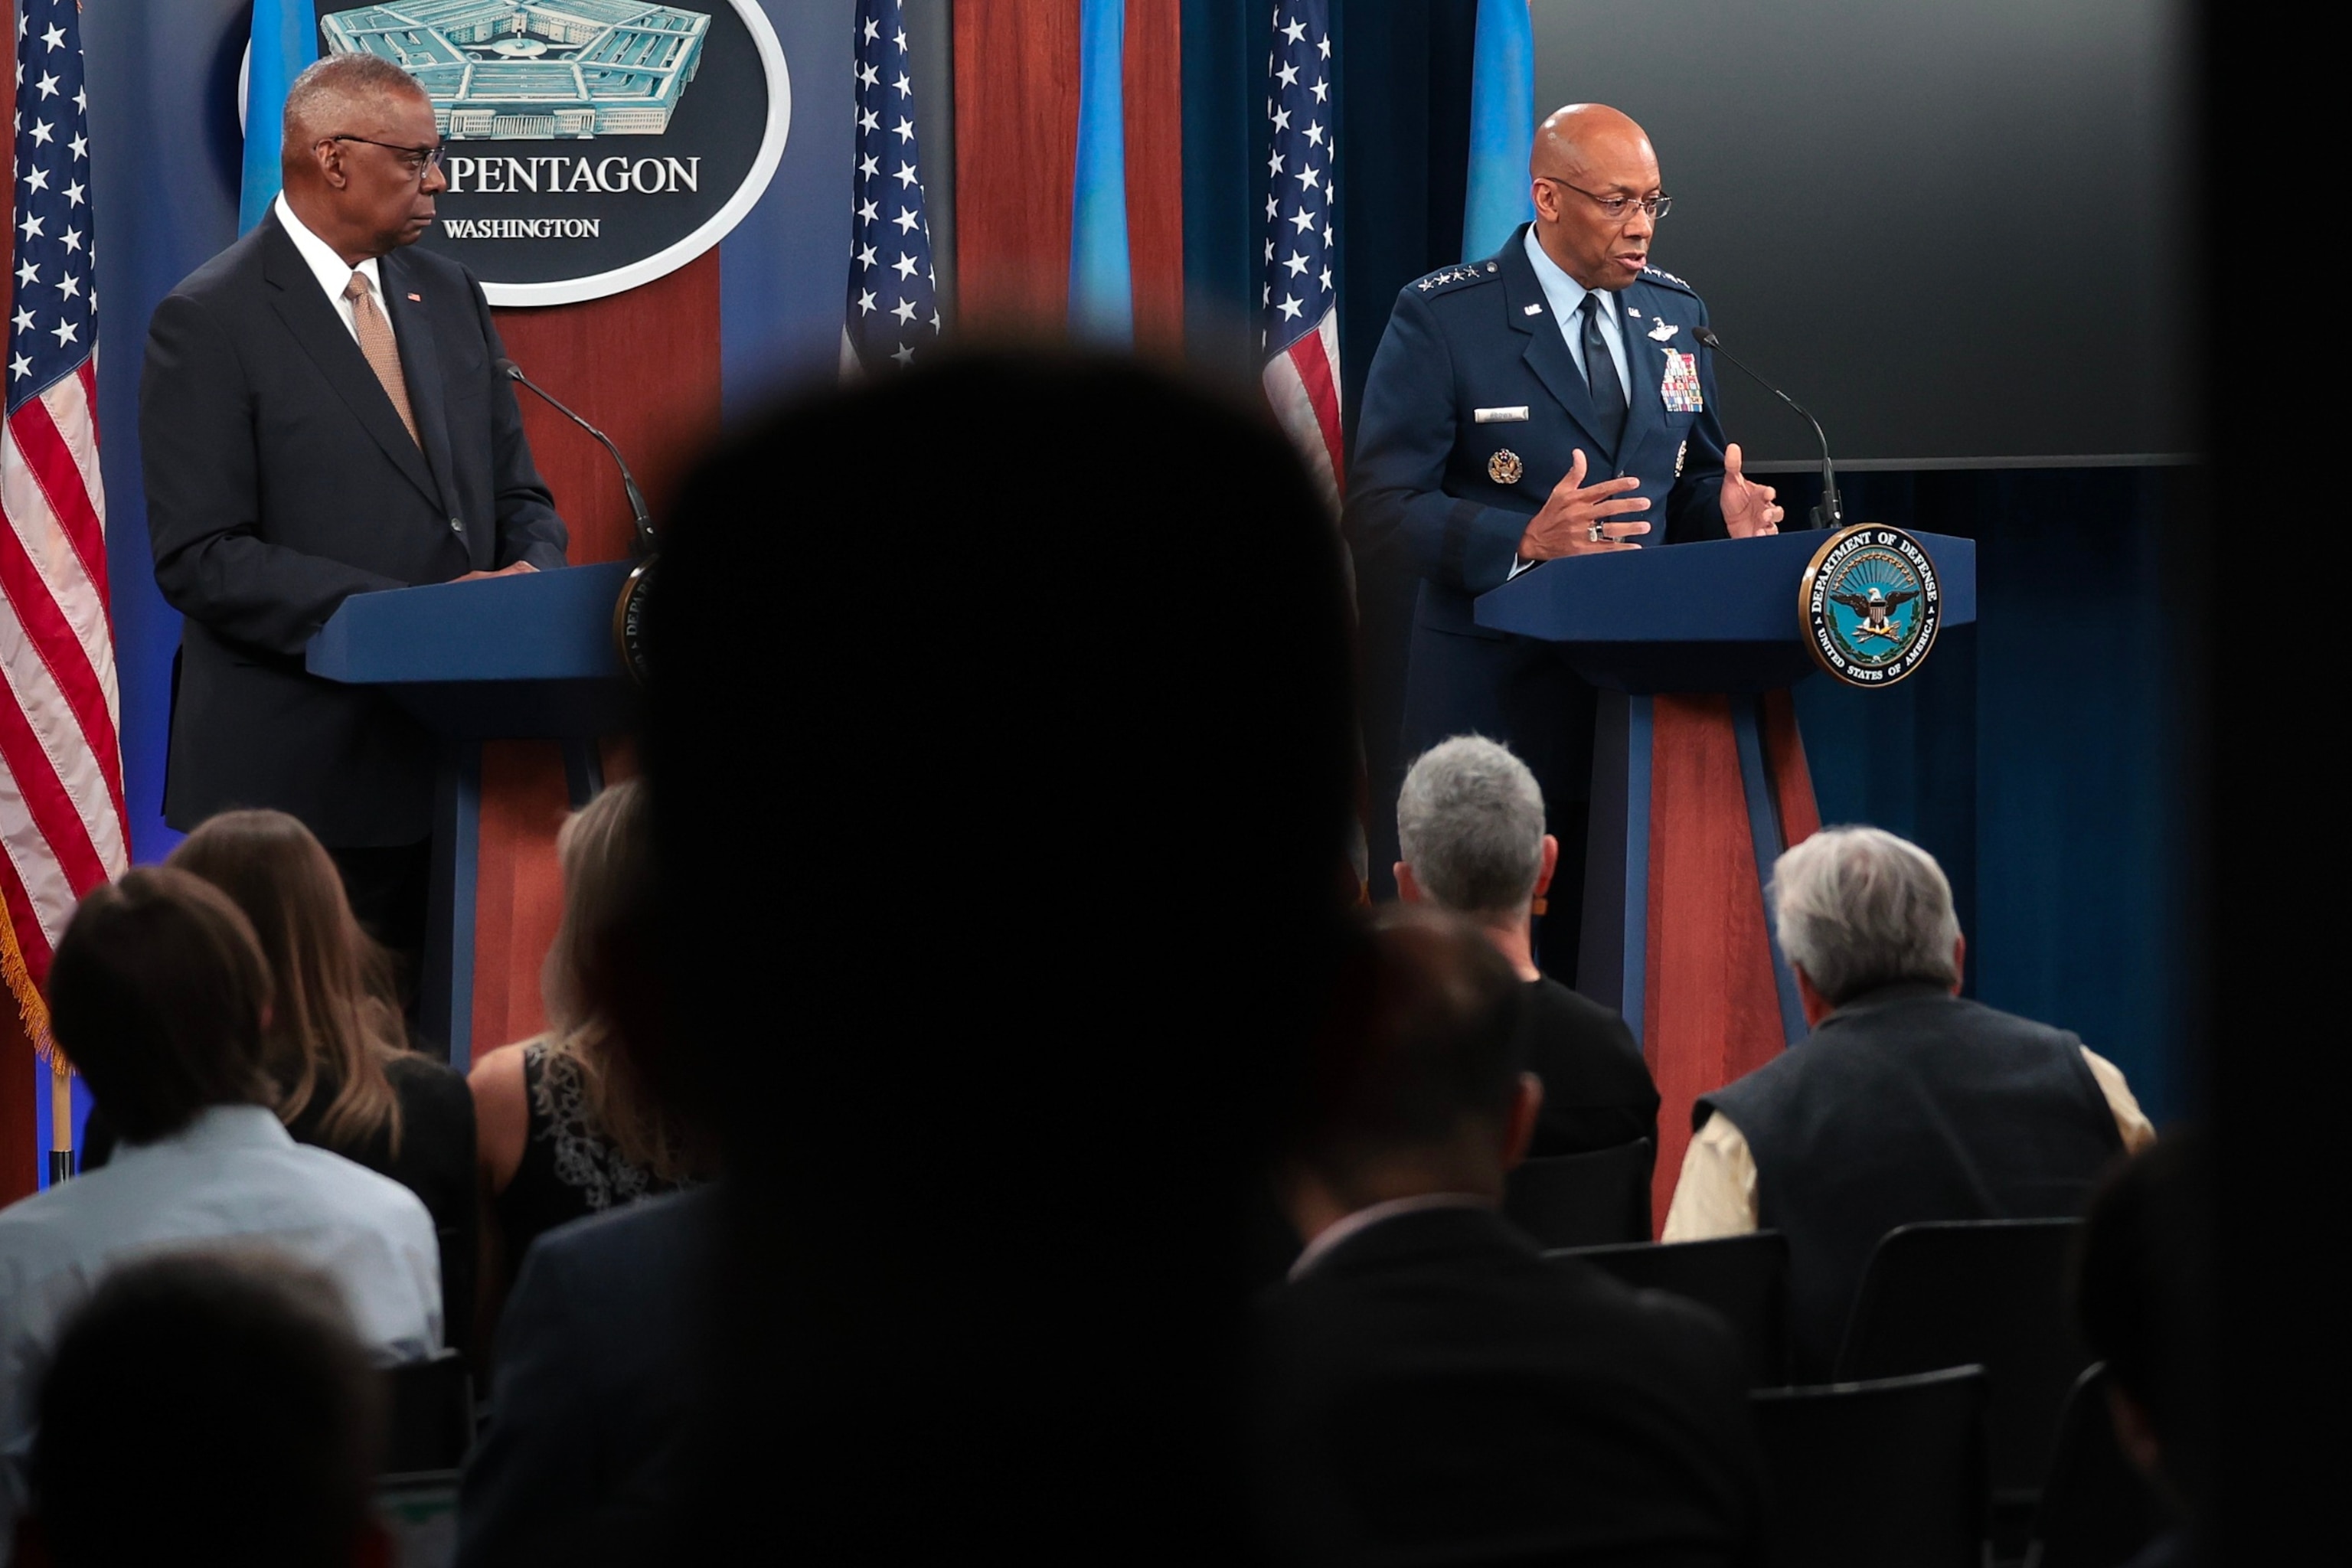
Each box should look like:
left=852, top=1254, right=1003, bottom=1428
left=275, top=191, right=396, bottom=350
left=0, top=1106, right=441, bottom=1553
left=1522, top=227, right=1630, bottom=405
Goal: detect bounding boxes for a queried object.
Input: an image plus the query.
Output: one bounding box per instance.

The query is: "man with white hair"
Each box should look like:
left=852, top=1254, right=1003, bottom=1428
left=1396, top=737, right=1658, bottom=1158
left=1663, top=826, right=2154, bottom=1377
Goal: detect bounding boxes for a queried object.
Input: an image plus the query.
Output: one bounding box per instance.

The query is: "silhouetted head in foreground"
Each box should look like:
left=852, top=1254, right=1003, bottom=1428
left=647, top=350, right=1357, bottom=1558
left=25, top=1251, right=385, bottom=1568
left=1282, top=904, right=1538, bottom=1237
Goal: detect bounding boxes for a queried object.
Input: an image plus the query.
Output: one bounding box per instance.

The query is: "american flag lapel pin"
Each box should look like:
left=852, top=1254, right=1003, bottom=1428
left=407, top=292, right=422, bottom=302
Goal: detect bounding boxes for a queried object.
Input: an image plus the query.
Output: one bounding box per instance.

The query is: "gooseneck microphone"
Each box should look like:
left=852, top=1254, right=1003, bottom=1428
left=495, top=358, right=656, bottom=557
left=1687, top=326, right=1844, bottom=531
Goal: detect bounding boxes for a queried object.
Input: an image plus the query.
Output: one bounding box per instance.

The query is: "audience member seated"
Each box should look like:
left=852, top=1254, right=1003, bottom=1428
left=2076, top=1134, right=2210, bottom=1567
left=455, top=1185, right=719, bottom=1568
left=469, top=779, right=707, bottom=1352
left=0, top=869, right=439, bottom=1552
left=1664, top=825, right=2155, bottom=1377
left=457, top=769, right=717, bottom=1568
left=1395, top=734, right=1658, bottom=1156
left=1255, top=905, right=1765, bottom=1566
left=16, top=1251, right=389, bottom=1568
left=79, top=811, right=476, bottom=1354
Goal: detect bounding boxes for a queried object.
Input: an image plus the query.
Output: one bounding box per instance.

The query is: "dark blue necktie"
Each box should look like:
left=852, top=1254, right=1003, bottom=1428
left=1580, top=293, right=1627, bottom=455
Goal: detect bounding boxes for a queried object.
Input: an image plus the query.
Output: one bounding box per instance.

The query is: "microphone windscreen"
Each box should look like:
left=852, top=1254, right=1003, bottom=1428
left=493, top=358, right=521, bottom=378
left=1690, top=326, right=1722, bottom=349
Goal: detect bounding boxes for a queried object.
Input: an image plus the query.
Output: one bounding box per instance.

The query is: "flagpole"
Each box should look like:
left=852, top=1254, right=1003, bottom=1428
left=47, top=1056, right=70, bottom=1184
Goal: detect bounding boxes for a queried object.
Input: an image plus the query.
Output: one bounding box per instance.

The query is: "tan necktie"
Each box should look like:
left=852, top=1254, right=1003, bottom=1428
left=344, top=271, right=420, bottom=449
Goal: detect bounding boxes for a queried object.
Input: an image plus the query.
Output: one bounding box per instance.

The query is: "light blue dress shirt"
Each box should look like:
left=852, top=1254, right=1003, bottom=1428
left=0, top=1106, right=443, bottom=1553
left=1522, top=227, right=1631, bottom=405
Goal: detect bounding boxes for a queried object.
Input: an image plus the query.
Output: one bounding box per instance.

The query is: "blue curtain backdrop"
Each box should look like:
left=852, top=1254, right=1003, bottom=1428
left=1190, top=2, right=2193, bottom=1122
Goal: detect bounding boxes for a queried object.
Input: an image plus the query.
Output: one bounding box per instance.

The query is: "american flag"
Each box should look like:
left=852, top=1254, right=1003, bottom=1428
left=844, top=0, right=941, bottom=373
left=2, top=0, right=128, bottom=1064
left=1259, top=2, right=1341, bottom=509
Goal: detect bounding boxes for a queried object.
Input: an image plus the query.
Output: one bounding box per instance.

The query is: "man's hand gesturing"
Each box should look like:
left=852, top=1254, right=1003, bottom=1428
left=1517, top=450, right=1652, bottom=562
left=1720, top=443, right=1784, bottom=538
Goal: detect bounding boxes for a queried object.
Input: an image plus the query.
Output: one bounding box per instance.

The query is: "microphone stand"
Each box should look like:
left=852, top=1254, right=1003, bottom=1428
left=495, top=358, right=658, bottom=557
left=1689, top=327, right=1844, bottom=530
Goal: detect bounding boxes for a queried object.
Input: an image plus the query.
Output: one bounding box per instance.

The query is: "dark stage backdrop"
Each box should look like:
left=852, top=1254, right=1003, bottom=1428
left=1532, top=0, right=2197, bottom=469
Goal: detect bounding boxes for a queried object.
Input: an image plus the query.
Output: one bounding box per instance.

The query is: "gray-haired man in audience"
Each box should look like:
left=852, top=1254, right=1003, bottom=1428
left=1664, top=825, right=2154, bottom=1377
left=1395, top=737, right=1658, bottom=1159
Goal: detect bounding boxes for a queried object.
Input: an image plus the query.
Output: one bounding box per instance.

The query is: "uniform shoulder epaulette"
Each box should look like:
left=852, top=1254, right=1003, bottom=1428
left=1640, top=264, right=1697, bottom=296
left=1409, top=260, right=1502, bottom=296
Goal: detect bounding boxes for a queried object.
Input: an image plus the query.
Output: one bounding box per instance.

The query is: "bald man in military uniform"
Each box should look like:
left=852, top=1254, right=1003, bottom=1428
left=1347, top=104, right=1784, bottom=982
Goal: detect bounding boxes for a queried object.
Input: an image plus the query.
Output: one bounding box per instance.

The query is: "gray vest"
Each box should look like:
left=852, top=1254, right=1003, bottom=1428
left=1699, top=984, right=2124, bottom=1378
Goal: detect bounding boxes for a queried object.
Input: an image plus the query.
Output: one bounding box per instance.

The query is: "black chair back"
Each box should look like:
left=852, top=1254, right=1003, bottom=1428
left=1501, top=1138, right=1651, bottom=1249
left=2025, top=1364, right=2170, bottom=1568
left=1751, top=1364, right=1988, bottom=1568
left=383, top=1351, right=475, bottom=1475
left=1550, top=1231, right=1790, bottom=1387
left=1834, top=1217, right=2089, bottom=1530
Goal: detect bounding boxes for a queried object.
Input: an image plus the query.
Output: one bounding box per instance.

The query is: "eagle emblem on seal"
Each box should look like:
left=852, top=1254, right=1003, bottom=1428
left=1830, top=585, right=1922, bottom=641
left=1488, top=449, right=1524, bottom=485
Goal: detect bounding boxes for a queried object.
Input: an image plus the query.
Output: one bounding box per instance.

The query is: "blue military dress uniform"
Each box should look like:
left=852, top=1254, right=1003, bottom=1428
left=1346, top=221, right=1732, bottom=975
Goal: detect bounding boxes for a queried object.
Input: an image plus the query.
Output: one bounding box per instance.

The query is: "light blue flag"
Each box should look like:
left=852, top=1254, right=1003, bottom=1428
left=1460, top=0, right=1534, bottom=263
left=1067, top=0, right=1133, bottom=345
left=240, top=0, right=320, bottom=235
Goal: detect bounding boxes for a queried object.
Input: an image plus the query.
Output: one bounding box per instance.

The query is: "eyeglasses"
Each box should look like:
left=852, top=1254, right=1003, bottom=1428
left=328, top=135, right=446, bottom=181
left=1540, top=178, right=1672, bottom=223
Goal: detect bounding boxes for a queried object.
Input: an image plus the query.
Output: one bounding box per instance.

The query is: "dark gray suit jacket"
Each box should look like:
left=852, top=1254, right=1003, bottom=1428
left=457, top=1187, right=717, bottom=1568
left=140, top=211, right=567, bottom=845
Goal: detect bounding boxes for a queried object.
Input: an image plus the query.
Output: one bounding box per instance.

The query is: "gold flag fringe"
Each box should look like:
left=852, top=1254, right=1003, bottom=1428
left=1, top=905, right=59, bottom=1068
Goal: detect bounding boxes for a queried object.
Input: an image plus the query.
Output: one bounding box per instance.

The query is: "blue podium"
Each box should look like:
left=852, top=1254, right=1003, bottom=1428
left=307, top=561, right=638, bottom=1065
left=1475, top=530, right=1976, bottom=1224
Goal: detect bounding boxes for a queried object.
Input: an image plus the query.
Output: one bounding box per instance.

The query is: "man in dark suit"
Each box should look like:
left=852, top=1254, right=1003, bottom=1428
left=140, top=53, right=567, bottom=972
left=1348, top=104, right=1782, bottom=977
left=457, top=1187, right=717, bottom=1568
left=1394, top=734, right=1657, bottom=1158
left=1256, top=906, right=1764, bottom=1566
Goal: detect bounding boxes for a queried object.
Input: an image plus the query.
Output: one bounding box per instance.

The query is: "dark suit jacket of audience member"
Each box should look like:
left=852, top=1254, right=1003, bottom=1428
left=1256, top=1205, right=1766, bottom=1566
left=81, top=1054, right=479, bottom=1356
left=1698, top=982, right=2127, bottom=1377
left=139, top=211, right=568, bottom=847
left=457, top=1187, right=717, bottom=1568
left=1521, top=975, right=1658, bottom=1157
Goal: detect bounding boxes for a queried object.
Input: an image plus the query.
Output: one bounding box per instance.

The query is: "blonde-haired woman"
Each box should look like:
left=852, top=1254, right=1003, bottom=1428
left=80, top=809, right=476, bottom=1349
left=470, top=778, right=705, bottom=1348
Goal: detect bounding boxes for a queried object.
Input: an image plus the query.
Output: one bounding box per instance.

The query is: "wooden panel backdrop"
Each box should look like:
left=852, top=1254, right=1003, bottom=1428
left=1643, top=695, right=1789, bottom=1230
left=471, top=255, right=720, bottom=1055
left=955, top=0, right=1182, bottom=344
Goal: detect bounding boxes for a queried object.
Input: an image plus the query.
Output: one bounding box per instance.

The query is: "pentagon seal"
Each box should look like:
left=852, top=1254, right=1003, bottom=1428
left=1488, top=449, right=1524, bottom=485
left=1797, top=524, right=1941, bottom=688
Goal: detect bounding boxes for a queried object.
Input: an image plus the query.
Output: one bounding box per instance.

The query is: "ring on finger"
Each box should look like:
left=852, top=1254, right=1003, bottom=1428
left=1587, top=523, right=1608, bottom=544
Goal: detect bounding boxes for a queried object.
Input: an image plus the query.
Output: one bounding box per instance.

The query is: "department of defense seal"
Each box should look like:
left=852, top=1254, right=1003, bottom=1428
left=613, top=557, right=656, bottom=685
left=1797, top=524, right=1942, bottom=688
left=1488, top=449, right=1524, bottom=485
